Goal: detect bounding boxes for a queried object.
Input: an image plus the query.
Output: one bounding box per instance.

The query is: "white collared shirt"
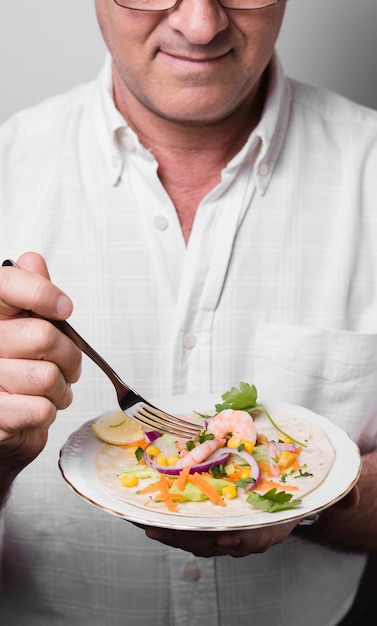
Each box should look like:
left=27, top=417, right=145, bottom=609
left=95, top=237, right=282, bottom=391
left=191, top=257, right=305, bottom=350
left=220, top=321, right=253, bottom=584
left=1, top=54, right=377, bottom=625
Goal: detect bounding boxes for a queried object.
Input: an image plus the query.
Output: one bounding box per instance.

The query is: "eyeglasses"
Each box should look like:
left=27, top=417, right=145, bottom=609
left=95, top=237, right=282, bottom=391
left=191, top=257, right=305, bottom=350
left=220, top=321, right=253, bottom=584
left=113, top=0, right=282, bottom=12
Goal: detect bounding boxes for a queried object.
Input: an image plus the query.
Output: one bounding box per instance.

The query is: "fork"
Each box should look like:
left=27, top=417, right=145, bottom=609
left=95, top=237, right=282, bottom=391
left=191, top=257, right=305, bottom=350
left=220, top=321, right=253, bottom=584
left=1, top=260, right=202, bottom=439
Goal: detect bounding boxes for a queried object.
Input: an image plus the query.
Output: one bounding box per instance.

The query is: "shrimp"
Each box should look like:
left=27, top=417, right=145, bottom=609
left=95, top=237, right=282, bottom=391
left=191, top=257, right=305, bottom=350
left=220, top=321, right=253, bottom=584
left=206, top=409, right=257, bottom=444
left=175, top=437, right=225, bottom=469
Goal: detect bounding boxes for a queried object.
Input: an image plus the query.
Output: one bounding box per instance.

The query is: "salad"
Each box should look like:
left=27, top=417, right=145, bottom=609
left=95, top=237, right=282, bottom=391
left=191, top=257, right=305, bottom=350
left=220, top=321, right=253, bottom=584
left=92, top=383, right=335, bottom=516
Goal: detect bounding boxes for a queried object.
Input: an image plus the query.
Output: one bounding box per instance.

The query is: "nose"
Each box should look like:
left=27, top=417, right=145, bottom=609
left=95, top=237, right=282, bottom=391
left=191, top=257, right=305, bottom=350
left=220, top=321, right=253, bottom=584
left=167, top=0, right=230, bottom=45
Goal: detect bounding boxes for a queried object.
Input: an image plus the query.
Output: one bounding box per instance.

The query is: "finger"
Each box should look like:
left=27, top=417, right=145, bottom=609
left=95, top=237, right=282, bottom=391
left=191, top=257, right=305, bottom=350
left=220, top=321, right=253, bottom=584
left=215, top=533, right=242, bottom=549
left=0, top=263, right=72, bottom=320
left=216, top=521, right=297, bottom=555
left=0, top=318, right=82, bottom=383
left=0, top=358, right=73, bottom=410
left=0, top=392, right=59, bottom=437
left=144, top=527, right=220, bottom=558
left=215, top=530, right=270, bottom=555
left=17, top=251, right=51, bottom=280
left=145, top=527, right=253, bottom=558
left=333, top=486, right=360, bottom=510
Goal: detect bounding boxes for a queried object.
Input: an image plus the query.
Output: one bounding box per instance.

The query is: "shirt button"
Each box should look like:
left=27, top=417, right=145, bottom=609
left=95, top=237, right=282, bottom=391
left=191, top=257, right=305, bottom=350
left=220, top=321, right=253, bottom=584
left=153, top=215, right=169, bottom=231
left=123, top=135, right=136, bottom=152
left=183, top=562, right=201, bottom=581
left=258, top=162, right=269, bottom=176
left=182, top=333, right=196, bottom=349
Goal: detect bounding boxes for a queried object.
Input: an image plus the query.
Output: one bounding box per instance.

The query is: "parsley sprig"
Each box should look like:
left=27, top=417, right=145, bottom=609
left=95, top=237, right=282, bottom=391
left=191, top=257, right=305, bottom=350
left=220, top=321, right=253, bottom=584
left=215, top=382, right=306, bottom=447
left=247, top=488, right=302, bottom=513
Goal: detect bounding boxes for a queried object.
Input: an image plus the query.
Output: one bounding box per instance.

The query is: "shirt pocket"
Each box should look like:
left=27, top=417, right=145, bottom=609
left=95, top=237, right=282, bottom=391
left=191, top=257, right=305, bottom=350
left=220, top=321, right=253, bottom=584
left=253, top=321, right=377, bottom=452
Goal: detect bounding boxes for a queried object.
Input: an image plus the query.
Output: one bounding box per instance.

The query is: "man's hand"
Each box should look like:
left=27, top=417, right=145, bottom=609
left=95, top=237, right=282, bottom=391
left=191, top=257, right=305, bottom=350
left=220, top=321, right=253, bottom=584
left=0, top=252, right=82, bottom=501
left=141, top=485, right=361, bottom=558
left=143, top=519, right=298, bottom=558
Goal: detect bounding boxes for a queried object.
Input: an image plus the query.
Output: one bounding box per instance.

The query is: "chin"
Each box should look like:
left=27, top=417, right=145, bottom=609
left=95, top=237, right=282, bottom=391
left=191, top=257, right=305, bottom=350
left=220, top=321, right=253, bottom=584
left=152, top=99, right=236, bottom=126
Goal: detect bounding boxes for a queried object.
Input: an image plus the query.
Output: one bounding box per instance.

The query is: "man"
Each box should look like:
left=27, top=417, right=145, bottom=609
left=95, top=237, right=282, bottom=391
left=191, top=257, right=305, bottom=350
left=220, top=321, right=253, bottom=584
left=0, top=0, right=377, bottom=624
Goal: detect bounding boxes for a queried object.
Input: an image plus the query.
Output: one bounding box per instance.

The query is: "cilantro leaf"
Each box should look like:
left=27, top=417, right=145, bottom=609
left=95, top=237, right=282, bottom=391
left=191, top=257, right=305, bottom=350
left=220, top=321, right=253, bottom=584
left=215, top=381, right=306, bottom=448
left=198, top=432, right=215, bottom=444
left=135, top=446, right=144, bottom=462
left=235, top=477, right=256, bottom=489
left=295, top=469, right=313, bottom=478
left=215, top=382, right=258, bottom=413
left=209, top=464, right=227, bottom=479
left=246, top=488, right=302, bottom=513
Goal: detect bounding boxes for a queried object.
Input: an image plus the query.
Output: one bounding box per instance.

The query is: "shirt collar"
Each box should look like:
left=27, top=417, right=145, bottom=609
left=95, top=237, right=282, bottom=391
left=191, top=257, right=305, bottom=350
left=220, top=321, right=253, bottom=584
left=91, top=54, right=148, bottom=186
left=223, top=53, right=291, bottom=196
left=91, top=52, right=291, bottom=193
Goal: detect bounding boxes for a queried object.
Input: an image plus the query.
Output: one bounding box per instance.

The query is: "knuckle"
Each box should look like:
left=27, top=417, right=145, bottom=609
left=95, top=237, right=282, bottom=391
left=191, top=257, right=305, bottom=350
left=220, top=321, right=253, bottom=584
left=57, top=384, right=74, bottom=410
left=32, top=362, right=73, bottom=410
left=35, top=397, right=57, bottom=428
left=0, top=393, right=56, bottom=433
left=39, top=360, right=61, bottom=392
left=27, top=318, right=59, bottom=357
left=68, top=350, right=82, bottom=383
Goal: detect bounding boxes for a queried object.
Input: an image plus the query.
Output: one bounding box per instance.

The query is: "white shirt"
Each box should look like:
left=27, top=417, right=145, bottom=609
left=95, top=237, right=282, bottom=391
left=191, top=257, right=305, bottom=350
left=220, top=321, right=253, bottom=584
left=1, top=54, right=377, bottom=625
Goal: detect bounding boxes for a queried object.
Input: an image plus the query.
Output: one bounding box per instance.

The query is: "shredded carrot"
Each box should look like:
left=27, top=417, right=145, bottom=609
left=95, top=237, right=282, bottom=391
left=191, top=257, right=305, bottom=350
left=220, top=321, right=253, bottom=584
left=121, top=439, right=149, bottom=450
left=292, top=449, right=302, bottom=472
left=138, top=476, right=173, bottom=495
left=140, top=475, right=184, bottom=512
left=157, top=475, right=179, bottom=512
left=257, top=479, right=299, bottom=492
left=175, top=466, right=191, bottom=492
left=221, top=471, right=243, bottom=483
left=187, top=472, right=225, bottom=506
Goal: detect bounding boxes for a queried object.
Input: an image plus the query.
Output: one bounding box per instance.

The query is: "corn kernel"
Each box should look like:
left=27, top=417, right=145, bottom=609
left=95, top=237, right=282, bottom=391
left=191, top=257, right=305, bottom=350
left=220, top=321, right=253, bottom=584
left=240, top=439, right=254, bottom=454
left=278, top=451, right=295, bottom=469
left=227, top=437, right=254, bottom=454
left=227, top=437, right=242, bottom=449
left=257, top=433, right=268, bottom=444
left=121, top=474, right=138, bottom=488
left=146, top=445, right=160, bottom=456
left=222, top=484, right=237, bottom=500
left=279, top=434, right=292, bottom=444
left=240, top=468, right=251, bottom=480
left=156, top=453, right=168, bottom=466
left=167, top=455, right=179, bottom=466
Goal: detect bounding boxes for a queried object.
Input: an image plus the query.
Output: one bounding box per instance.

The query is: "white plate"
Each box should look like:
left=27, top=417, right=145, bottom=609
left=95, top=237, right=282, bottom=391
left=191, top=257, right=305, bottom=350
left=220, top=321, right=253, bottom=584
left=58, top=395, right=361, bottom=531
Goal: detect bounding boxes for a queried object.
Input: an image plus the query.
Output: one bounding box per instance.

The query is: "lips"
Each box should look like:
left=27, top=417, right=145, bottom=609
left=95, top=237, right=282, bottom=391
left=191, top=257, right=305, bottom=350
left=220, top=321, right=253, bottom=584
left=158, top=48, right=231, bottom=69
left=165, top=50, right=229, bottom=63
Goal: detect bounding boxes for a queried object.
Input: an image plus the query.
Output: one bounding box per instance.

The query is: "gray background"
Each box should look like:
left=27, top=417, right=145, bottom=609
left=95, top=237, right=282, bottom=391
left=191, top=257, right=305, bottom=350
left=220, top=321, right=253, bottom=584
left=1, top=0, right=377, bottom=122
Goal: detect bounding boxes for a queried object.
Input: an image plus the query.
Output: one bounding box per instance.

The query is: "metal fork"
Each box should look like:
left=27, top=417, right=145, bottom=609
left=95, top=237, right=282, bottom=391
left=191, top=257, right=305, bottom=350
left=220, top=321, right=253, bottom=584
left=2, top=260, right=202, bottom=439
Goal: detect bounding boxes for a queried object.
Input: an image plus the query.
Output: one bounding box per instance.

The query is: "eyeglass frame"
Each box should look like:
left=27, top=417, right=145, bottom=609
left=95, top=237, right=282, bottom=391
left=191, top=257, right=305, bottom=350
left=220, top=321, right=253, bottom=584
left=113, top=0, right=282, bottom=13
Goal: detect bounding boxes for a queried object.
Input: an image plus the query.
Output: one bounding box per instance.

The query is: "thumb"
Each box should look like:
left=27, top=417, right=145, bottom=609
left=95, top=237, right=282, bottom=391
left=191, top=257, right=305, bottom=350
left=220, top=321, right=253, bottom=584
left=1, top=252, right=72, bottom=319
left=334, top=486, right=360, bottom=510
left=16, top=251, right=51, bottom=280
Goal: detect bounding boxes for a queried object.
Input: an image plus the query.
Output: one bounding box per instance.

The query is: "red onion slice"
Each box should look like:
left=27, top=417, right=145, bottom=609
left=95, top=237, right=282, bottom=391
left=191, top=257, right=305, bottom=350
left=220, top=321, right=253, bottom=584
left=143, top=447, right=231, bottom=476
left=267, top=441, right=297, bottom=477
left=144, top=431, right=160, bottom=442
left=226, top=447, right=261, bottom=490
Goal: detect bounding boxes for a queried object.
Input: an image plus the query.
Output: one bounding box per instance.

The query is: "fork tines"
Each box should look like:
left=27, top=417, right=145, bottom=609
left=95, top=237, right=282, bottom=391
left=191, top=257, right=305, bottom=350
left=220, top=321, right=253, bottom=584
left=134, top=405, right=202, bottom=439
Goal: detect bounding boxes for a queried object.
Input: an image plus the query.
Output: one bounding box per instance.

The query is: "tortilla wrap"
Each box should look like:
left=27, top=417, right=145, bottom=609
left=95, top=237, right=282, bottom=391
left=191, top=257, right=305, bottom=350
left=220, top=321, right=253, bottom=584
left=93, top=408, right=335, bottom=518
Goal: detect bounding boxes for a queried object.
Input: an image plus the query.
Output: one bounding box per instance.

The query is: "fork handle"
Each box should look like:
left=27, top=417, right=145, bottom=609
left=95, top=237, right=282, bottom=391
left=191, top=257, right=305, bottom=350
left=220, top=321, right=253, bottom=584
left=45, top=317, right=129, bottom=394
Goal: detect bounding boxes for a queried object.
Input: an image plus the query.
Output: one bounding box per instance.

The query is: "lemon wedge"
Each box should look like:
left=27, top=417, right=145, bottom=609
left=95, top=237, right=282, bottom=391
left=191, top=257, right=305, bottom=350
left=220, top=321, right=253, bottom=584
left=92, top=410, right=144, bottom=445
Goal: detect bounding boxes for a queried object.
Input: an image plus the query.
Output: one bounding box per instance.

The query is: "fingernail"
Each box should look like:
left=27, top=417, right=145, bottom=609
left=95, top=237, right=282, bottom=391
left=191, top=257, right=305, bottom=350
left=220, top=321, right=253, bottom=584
left=219, top=537, right=241, bottom=548
left=226, top=539, right=241, bottom=548
left=56, top=295, right=72, bottom=318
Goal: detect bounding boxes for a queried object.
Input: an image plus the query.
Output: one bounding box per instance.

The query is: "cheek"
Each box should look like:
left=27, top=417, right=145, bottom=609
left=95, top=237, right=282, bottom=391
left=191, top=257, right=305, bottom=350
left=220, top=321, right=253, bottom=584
left=96, top=0, right=159, bottom=54
left=234, top=15, right=283, bottom=73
